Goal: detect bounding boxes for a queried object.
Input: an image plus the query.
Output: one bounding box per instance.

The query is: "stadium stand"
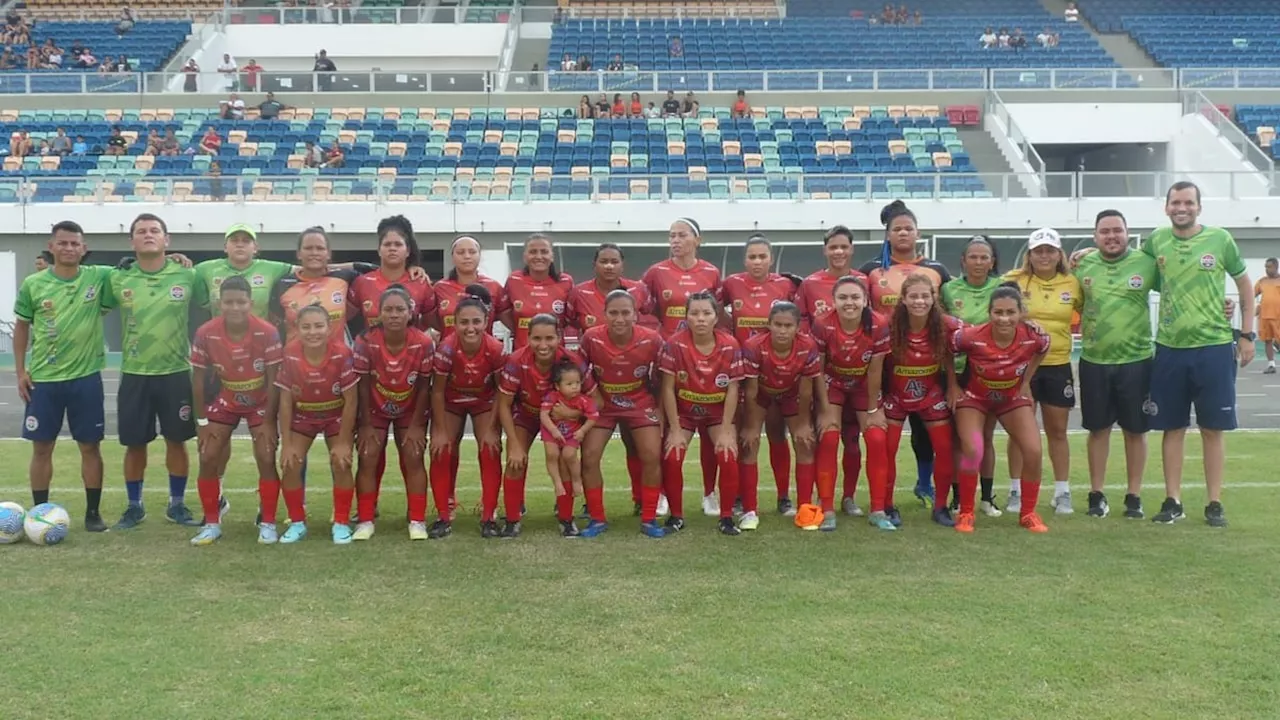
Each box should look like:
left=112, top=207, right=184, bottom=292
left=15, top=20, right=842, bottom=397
left=0, top=103, right=988, bottom=202
left=0, top=20, right=190, bottom=93
left=18, top=0, right=216, bottom=20
left=561, top=0, right=779, bottom=19
left=1234, top=105, right=1280, bottom=159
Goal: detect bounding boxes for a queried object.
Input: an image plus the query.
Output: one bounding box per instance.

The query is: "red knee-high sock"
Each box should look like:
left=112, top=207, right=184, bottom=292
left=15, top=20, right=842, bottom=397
left=357, top=491, right=378, bottom=523
left=197, top=477, right=221, bottom=524
left=626, top=455, right=643, bottom=504
left=283, top=486, right=306, bottom=523
left=375, top=449, right=387, bottom=494
left=556, top=491, right=575, bottom=522
left=928, top=424, right=955, bottom=510
left=698, top=430, right=717, bottom=496
left=661, top=448, right=686, bottom=518
left=741, top=462, right=760, bottom=514
left=585, top=486, right=606, bottom=522
left=841, top=428, right=862, bottom=499
left=429, top=449, right=455, bottom=521
left=407, top=492, right=428, bottom=523
left=957, top=471, right=978, bottom=515
left=259, top=478, right=281, bottom=524
left=641, top=482, right=661, bottom=523
left=1020, top=476, right=1042, bottom=518
left=768, top=439, right=791, bottom=499
left=883, top=423, right=904, bottom=509
left=333, top=486, right=355, bottom=526
left=816, top=430, right=841, bottom=512
left=795, top=462, right=816, bottom=506
left=479, top=445, right=502, bottom=522
left=503, top=469, right=526, bottom=522
left=449, top=448, right=461, bottom=503
left=864, top=426, right=890, bottom=513
left=717, top=454, right=740, bottom=519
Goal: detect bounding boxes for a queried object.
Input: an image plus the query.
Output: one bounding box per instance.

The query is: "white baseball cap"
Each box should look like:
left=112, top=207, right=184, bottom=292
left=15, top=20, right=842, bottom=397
left=1028, top=227, right=1061, bottom=250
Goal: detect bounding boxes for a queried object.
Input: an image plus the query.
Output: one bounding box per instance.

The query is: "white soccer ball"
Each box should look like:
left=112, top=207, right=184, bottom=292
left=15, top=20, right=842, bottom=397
left=0, top=501, right=24, bottom=544
left=24, top=503, right=70, bottom=546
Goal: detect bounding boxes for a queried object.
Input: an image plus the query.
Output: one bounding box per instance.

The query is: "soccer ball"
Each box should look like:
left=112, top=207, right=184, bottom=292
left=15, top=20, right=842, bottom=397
left=0, top=502, right=24, bottom=544
left=24, top=503, right=70, bottom=546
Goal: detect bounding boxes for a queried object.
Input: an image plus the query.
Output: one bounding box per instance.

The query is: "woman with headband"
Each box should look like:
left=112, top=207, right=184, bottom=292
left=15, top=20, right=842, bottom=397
left=497, top=233, right=575, bottom=349
left=642, top=217, right=727, bottom=518
left=429, top=234, right=505, bottom=338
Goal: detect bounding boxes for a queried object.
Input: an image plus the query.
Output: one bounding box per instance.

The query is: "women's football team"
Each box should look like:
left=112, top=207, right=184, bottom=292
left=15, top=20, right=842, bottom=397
left=194, top=203, right=1057, bottom=545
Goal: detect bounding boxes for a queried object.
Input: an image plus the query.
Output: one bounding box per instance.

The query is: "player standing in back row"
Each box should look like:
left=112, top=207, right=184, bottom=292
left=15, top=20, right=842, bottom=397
left=1253, top=257, right=1280, bottom=374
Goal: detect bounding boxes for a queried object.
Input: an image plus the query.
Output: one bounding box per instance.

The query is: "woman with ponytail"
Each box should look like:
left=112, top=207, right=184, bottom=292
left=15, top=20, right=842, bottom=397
left=642, top=217, right=727, bottom=518
left=811, top=276, right=891, bottom=532
left=429, top=234, right=505, bottom=338
left=428, top=285, right=507, bottom=539
left=497, top=233, right=574, bottom=349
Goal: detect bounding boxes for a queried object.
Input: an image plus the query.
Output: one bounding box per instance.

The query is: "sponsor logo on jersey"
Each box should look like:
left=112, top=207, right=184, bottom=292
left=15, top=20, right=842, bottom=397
left=251, top=274, right=266, bottom=287
left=1059, top=291, right=1073, bottom=303
left=1199, top=254, right=1216, bottom=270
left=83, top=286, right=98, bottom=301
left=714, top=373, right=730, bottom=388
left=331, top=291, right=344, bottom=305
left=1128, top=275, right=1144, bottom=289
left=633, top=365, right=649, bottom=378
left=551, top=300, right=565, bottom=314
left=679, top=389, right=727, bottom=404
left=252, top=358, right=265, bottom=372
left=170, top=285, right=186, bottom=301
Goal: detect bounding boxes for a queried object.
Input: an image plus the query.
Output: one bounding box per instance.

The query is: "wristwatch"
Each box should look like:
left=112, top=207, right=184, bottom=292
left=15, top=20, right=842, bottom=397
left=1240, top=331, right=1257, bottom=342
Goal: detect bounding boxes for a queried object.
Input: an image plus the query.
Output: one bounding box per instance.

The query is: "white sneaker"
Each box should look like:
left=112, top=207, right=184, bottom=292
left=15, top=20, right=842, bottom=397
left=656, top=494, right=670, bottom=517
left=408, top=521, right=428, bottom=540
left=841, top=497, right=864, bottom=517
left=1051, top=492, right=1074, bottom=515
left=980, top=500, right=1004, bottom=518
left=701, top=494, right=720, bottom=517
left=1005, top=492, right=1022, bottom=514
left=738, top=511, right=760, bottom=531
left=352, top=521, right=375, bottom=541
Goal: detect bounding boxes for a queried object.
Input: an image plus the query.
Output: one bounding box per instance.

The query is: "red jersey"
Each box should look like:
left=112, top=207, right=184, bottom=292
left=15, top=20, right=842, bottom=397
left=742, top=332, right=822, bottom=399
left=812, top=313, right=891, bottom=393
left=347, top=268, right=436, bottom=330
left=885, top=315, right=961, bottom=408
left=353, top=327, right=435, bottom=420
left=498, top=346, right=594, bottom=419
left=658, top=329, right=744, bottom=417
left=721, top=272, right=796, bottom=343
left=796, top=269, right=867, bottom=330
left=641, top=258, right=722, bottom=337
left=860, top=257, right=952, bottom=312
left=273, top=273, right=355, bottom=344
left=431, top=332, right=506, bottom=407
left=190, top=315, right=283, bottom=410
left=497, top=270, right=575, bottom=348
left=950, top=322, right=1049, bottom=398
left=432, top=275, right=504, bottom=336
left=566, top=278, right=652, bottom=332
left=540, top=391, right=600, bottom=436
left=578, top=324, right=662, bottom=413
left=275, top=340, right=358, bottom=422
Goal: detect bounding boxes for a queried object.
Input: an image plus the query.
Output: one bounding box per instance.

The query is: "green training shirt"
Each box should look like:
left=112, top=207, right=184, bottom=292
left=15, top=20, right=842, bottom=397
left=13, top=265, right=111, bottom=382
left=1074, top=249, right=1158, bottom=364
left=193, top=258, right=294, bottom=319
left=103, top=261, right=196, bottom=376
left=1141, top=225, right=1245, bottom=349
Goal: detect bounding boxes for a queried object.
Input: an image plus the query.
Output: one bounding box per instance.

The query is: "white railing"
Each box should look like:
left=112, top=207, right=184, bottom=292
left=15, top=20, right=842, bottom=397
left=986, top=89, right=1046, bottom=195
left=1183, top=89, right=1276, bottom=178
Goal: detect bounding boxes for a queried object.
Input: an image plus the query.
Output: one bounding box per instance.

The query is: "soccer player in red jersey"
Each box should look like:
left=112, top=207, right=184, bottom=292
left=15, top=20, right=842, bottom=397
left=496, top=314, right=593, bottom=539
left=270, top=227, right=378, bottom=345
left=796, top=225, right=868, bottom=514
left=659, top=291, right=745, bottom=536
left=428, top=286, right=507, bottom=539
left=428, top=235, right=504, bottom=338
left=539, top=362, right=599, bottom=537
left=949, top=285, right=1051, bottom=533
left=739, top=302, right=821, bottom=527
left=566, top=243, right=654, bottom=335
left=642, top=218, right=725, bottom=516
left=497, top=233, right=574, bottom=349
left=351, top=286, right=435, bottom=541
left=188, top=276, right=284, bottom=546
left=275, top=305, right=359, bottom=544
left=722, top=235, right=802, bottom=514
left=348, top=215, right=435, bottom=334
left=578, top=290, right=665, bottom=537
left=812, top=276, right=891, bottom=532
left=885, top=273, right=962, bottom=529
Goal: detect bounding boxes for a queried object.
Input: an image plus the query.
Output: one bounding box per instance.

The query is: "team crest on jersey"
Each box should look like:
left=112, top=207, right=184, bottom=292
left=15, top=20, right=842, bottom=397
left=585, top=315, right=597, bottom=326
left=363, top=300, right=374, bottom=313
left=1081, top=277, right=1093, bottom=288
left=440, top=299, right=450, bottom=311
left=251, top=274, right=266, bottom=287
left=1127, top=275, right=1144, bottom=289
left=633, top=365, right=649, bottom=378
left=213, top=277, right=224, bottom=286
left=293, top=385, right=303, bottom=395
left=83, top=286, right=98, bottom=301
left=513, top=300, right=523, bottom=312
left=1156, top=256, right=1166, bottom=268
left=330, top=291, right=344, bottom=305
left=861, top=350, right=872, bottom=363
left=40, top=299, right=54, bottom=311
left=1059, top=291, right=1072, bottom=303
left=178, top=404, right=192, bottom=421
left=169, top=286, right=186, bottom=300
left=252, top=358, right=265, bottom=372
left=1199, top=254, right=1216, bottom=270
left=121, top=288, right=134, bottom=300
left=407, top=371, right=418, bottom=385
left=714, top=373, right=730, bottom=388
left=551, top=300, right=565, bottom=314
left=879, top=277, right=889, bottom=287
left=331, top=382, right=342, bottom=395
left=677, top=371, right=688, bottom=383
left=662, top=289, right=673, bottom=300
left=733, top=299, right=744, bottom=310
left=952, top=299, right=964, bottom=309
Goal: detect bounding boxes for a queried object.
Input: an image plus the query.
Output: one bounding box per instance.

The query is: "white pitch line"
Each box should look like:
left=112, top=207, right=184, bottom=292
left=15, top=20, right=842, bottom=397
left=1238, top=393, right=1267, bottom=398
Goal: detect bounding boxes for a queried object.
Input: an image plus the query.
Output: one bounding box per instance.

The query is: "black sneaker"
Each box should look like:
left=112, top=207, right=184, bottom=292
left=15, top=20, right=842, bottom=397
left=777, top=497, right=795, bottom=516
left=718, top=517, right=741, bottom=536
left=84, top=511, right=107, bottom=533
left=1086, top=491, right=1110, bottom=518
left=560, top=519, right=581, bottom=538
left=500, top=520, right=522, bottom=539
left=931, top=507, right=955, bottom=527
left=1123, top=494, right=1144, bottom=519
left=632, top=501, right=642, bottom=517
left=577, top=503, right=591, bottom=521
left=1152, top=497, right=1185, bottom=524
left=112, top=504, right=146, bottom=530
left=885, top=505, right=903, bottom=528
left=427, top=519, right=452, bottom=539
left=1204, top=502, right=1228, bottom=528
left=480, top=520, right=501, bottom=538
left=664, top=515, right=685, bottom=533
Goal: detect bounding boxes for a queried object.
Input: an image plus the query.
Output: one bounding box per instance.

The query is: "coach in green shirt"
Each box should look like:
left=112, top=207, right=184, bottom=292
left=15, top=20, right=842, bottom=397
left=13, top=220, right=110, bottom=532
left=1142, top=181, right=1254, bottom=528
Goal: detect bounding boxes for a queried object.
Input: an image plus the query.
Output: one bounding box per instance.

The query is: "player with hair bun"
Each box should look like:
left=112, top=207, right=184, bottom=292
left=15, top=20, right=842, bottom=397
left=429, top=234, right=505, bottom=338
left=428, top=284, right=507, bottom=539
left=497, top=233, right=574, bottom=349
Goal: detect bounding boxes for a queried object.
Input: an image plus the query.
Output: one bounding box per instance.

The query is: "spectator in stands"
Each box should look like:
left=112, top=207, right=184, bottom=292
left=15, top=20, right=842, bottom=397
left=303, top=140, right=323, bottom=168
left=1010, top=28, right=1027, bottom=50
left=24, top=46, right=38, bottom=70
left=37, top=139, right=52, bottom=156
left=183, top=58, right=199, bottom=92
left=669, top=35, right=682, bottom=58
left=160, top=128, right=179, bottom=156
left=1064, top=1, right=1079, bottom=22
left=98, top=56, right=118, bottom=74
left=207, top=160, right=225, bottom=201
left=218, top=52, right=238, bottom=91
left=142, top=129, right=159, bottom=155
left=997, top=27, right=1011, bottom=48
left=629, top=92, right=642, bottom=117
left=681, top=91, right=699, bottom=117
left=51, top=128, right=71, bottom=156
left=560, top=53, right=575, bottom=72
left=199, top=126, right=221, bottom=155
left=74, top=47, right=97, bottom=69
left=71, top=136, right=88, bottom=156
left=314, top=49, right=336, bottom=91
left=913, top=9, right=922, bottom=25
left=117, top=57, right=132, bottom=72
left=69, top=39, right=85, bottom=59
left=106, top=127, right=128, bottom=157
left=645, top=101, right=660, bottom=119
left=611, top=93, right=625, bottom=117
left=577, top=95, right=593, bottom=119
left=529, top=62, right=540, bottom=90
left=4, top=18, right=29, bottom=46
left=116, top=5, right=136, bottom=37
left=0, top=48, right=15, bottom=70
left=662, top=90, right=680, bottom=117
left=980, top=27, right=997, bottom=48
left=1037, top=27, right=1059, bottom=47
left=40, top=38, right=62, bottom=68
left=9, top=131, right=33, bottom=158
left=220, top=93, right=246, bottom=120
left=241, top=58, right=264, bottom=93
left=576, top=55, right=591, bottom=71
left=323, top=139, right=345, bottom=168
left=594, top=93, right=610, bottom=118
left=731, top=89, right=750, bottom=118
left=258, top=91, right=289, bottom=119
left=896, top=5, right=908, bottom=24
left=607, top=54, right=624, bottom=72
left=880, top=4, right=895, bottom=24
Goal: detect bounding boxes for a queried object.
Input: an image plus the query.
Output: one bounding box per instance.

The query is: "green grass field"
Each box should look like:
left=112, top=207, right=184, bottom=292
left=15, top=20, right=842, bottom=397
left=3, top=432, right=1277, bottom=719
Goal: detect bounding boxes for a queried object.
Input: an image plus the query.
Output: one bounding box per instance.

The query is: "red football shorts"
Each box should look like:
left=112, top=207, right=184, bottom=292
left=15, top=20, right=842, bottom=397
left=205, top=403, right=266, bottom=429
left=594, top=405, right=661, bottom=432
left=291, top=416, right=342, bottom=438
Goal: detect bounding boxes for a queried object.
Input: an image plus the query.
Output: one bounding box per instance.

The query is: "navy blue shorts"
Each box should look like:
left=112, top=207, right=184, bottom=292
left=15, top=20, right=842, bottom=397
left=1149, top=343, right=1237, bottom=431
left=22, top=372, right=106, bottom=443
